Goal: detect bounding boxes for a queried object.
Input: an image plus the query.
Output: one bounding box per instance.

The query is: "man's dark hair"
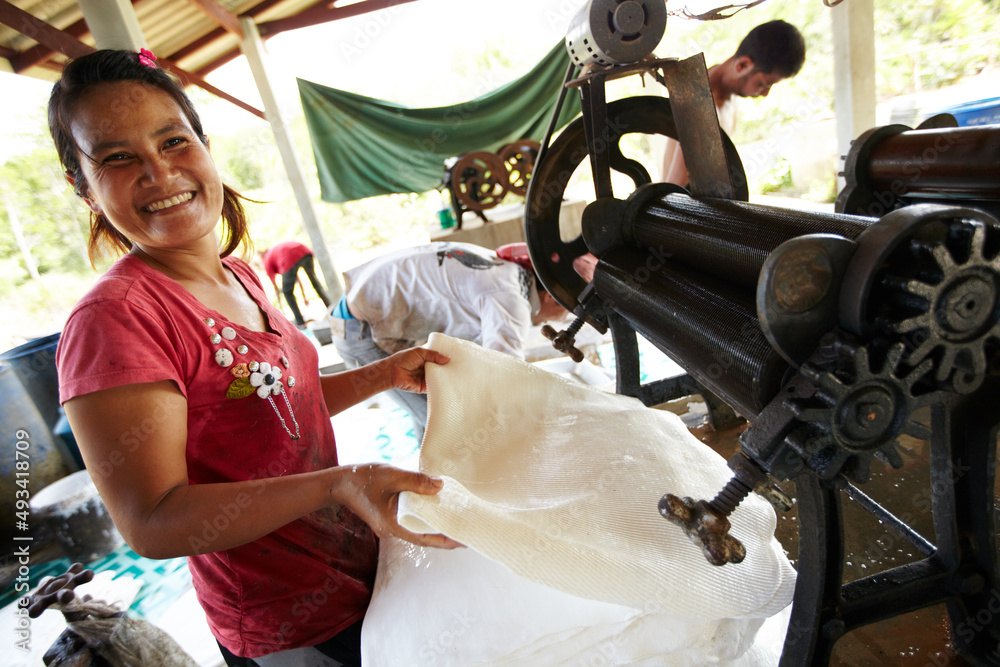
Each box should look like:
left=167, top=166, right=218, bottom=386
left=735, top=20, right=806, bottom=78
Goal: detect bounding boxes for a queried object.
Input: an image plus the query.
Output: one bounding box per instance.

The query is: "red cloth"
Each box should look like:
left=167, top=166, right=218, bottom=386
left=263, top=241, right=312, bottom=282
left=57, top=255, right=378, bottom=658
left=495, top=242, right=533, bottom=272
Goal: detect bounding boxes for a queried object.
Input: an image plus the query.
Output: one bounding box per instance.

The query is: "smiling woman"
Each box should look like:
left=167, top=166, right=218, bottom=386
left=64, top=83, right=224, bottom=260
left=47, top=56, right=244, bottom=266
left=45, top=49, right=461, bottom=667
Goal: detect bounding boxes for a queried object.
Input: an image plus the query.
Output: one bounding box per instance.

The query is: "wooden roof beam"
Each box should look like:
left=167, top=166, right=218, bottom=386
left=168, top=0, right=287, bottom=65
left=0, top=1, right=265, bottom=120
left=7, top=0, right=145, bottom=74
left=0, top=0, right=93, bottom=61
left=192, top=0, right=422, bottom=76
left=192, top=47, right=241, bottom=77
left=255, top=0, right=335, bottom=36
left=10, top=17, right=90, bottom=73
left=159, top=57, right=265, bottom=119
left=164, top=24, right=227, bottom=62
left=182, top=0, right=244, bottom=39
left=258, top=0, right=421, bottom=37
left=8, top=0, right=256, bottom=75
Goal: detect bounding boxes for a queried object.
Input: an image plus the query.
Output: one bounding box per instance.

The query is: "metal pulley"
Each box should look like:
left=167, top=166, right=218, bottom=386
left=451, top=151, right=508, bottom=213
left=565, top=0, right=667, bottom=67
left=497, top=139, right=541, bottom=197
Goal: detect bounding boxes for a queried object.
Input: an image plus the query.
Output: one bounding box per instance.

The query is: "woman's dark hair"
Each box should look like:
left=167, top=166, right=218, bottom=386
left=48, top=49, right=252, bottom=265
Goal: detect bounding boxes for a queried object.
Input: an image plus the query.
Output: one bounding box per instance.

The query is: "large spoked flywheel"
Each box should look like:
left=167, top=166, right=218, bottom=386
left=523, top=95, right=749, bottom=315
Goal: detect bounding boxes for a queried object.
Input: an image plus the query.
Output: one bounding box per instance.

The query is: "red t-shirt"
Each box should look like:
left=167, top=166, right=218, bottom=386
left=57, top=254, right=378, bottom=658
left=263, top=241, right=312, bottom=282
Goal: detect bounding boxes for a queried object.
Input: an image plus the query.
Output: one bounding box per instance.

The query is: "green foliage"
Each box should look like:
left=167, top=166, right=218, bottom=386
left=0, top=137, right=99, bottom=347
left=669, top=0, right=1000, bottom=146
left=0, top=147, right=91, bottom=281
left=755, top=158, right=793, bottom=195
left=324, top=191, right=440, bottom=255
left=215, top=128, right=276, bottom=192
left=804, top=172, right=839, bottom=204
left=666, top=0, right=835, bottom=146
left=458, top=41, right=516, bottom=85
left=0, top=270, right=97, bottom=346
left=207, top=112, right=438, bottom=259
left=874, top=0, right=1000, bottom=97
left=662, top=0, right=1000, bottom=199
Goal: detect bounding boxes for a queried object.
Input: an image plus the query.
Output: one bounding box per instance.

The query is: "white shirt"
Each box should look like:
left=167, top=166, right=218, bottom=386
left=344, top=242, right=539, bottom=358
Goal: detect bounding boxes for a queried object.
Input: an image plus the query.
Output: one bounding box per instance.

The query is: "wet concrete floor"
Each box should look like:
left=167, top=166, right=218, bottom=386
left=687, top=408, right=999, bottom=666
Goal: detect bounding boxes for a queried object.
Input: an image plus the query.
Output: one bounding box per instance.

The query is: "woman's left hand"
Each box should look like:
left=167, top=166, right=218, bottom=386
left=383, top=347, right=450, bottom=394
left=332, top=463, right=463, bottom=550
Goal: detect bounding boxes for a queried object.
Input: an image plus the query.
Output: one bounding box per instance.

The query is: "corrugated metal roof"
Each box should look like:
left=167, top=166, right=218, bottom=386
left=0, top=0, right=407, bottom=83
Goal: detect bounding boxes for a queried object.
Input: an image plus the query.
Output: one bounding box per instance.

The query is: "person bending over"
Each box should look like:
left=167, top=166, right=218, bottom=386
left=261, top=241, right=331, bottom=328
left=331, top=241, right=568, bottom=441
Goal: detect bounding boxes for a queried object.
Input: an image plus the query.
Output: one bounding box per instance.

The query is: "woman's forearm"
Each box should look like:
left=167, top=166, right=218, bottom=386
left=127, top=468, right=336, bottom=558
left=320, top=360, right=393, bottom=415
left=137, top=463, right=460, bottom=557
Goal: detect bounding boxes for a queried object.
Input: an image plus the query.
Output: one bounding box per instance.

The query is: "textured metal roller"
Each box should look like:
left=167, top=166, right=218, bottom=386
left=593, top=246, right=790, bottom=417
left=632, top=193, right=876, bottom=289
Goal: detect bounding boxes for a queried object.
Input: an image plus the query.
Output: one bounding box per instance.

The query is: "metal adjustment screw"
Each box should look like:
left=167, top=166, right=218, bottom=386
left=659, top=453, right=783, bottom=566
left=542, top=316, right=586, bottom=362
left=27, top=562, right=95, bottom=619
left=659, top=476, right=750, bottom=566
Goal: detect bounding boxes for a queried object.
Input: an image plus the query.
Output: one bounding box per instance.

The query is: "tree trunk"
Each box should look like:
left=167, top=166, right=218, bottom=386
left=3, top=190, right=40, bottom=281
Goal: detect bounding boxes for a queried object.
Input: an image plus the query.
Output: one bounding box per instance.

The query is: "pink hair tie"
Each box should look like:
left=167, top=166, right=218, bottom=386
left=136, top=48, right=157, bottom=69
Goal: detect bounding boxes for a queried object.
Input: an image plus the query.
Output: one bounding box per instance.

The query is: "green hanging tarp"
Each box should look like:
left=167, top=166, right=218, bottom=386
left=298, top=42, right=581, bottom=203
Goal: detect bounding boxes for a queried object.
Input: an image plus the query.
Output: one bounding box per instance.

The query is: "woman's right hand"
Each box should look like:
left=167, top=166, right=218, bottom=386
left=321, top=347, right=449, bottom=416
left=331, top=463, right=462, bottom=550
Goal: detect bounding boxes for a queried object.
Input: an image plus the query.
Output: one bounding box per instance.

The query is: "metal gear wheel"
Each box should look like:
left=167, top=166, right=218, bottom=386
left=884, top=218, right=1000, bottom=394
left=497, top=140, right=540, bottom=197
left=789, top=340, right=938, bottom=483
left=451, top=151, right=509, bottom=213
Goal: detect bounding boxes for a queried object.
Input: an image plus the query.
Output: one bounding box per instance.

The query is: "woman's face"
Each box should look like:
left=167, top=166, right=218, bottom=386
left=69, top=81, right=223, bottom=254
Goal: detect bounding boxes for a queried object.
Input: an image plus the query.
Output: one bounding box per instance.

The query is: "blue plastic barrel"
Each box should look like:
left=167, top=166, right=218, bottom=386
left=1, top=332, right=61, bottom=430
left=932, top=97, right=1000, bottom=127
left=0, top=362, right=72, bottom=545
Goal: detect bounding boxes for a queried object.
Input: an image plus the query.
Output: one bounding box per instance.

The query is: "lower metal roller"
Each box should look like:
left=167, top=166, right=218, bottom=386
left=593, top=246, right=790, bottom=417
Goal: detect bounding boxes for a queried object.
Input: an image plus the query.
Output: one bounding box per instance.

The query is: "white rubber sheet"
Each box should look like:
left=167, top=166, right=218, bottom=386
left=361, top=536, right=792, bottom=666
left=365, top=334, right=796, bottom=665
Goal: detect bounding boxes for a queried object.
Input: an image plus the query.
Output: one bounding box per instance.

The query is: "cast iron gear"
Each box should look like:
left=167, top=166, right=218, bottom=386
left=788, top=339, right=938, bottom=483
left=452, top=151, right=509, bottom=213
left=497, top=140, right=540, bottom=197
left=883, top=218, right=1000, bottom=394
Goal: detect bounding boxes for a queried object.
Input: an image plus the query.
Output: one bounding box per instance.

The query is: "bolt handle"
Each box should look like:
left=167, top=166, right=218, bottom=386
left=659, top=452, right=777, bottom=566
left=542, top=317, right=586, bottom=362
left=659, top=493, right=747, bottom=566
